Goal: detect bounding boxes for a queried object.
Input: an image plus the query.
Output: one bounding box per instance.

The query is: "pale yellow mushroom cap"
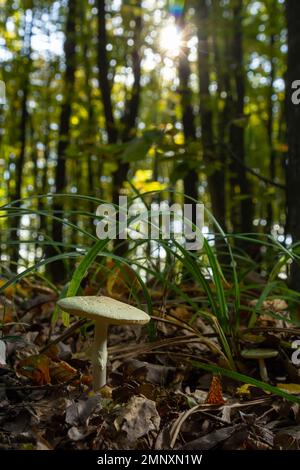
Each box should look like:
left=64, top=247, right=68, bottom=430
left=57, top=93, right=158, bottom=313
left=57, top=296, right=150, bottom=325
left=241, top=348, right=278, bottom=359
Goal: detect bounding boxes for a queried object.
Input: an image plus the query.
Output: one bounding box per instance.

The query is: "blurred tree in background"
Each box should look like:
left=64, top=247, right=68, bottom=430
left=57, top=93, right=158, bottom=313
left=0, top=0, right=298, bottom=287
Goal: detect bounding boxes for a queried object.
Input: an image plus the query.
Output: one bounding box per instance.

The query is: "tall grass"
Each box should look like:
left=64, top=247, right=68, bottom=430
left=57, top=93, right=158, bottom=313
left=1, top=191, right=300, bottom=402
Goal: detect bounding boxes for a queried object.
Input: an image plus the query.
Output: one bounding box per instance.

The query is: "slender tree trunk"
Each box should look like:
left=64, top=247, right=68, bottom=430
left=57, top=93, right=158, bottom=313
left=285, top=0, right=300, bottom=290
left=48, top=0, right=77, bottom=281
left=267, top=1, right=277, bottom=230
left=197, top=0, right=226, bottom=230
left=114, top=1, right=143, bottom=206
left=177, top=14, right=198, bottom=210
left=97, top=0, right=117, bottom=145
left=211, top=0, right=230, bottom=231
left=97, top=0, right=142, bottom=199
left=39, top=72, right=52, bottom=236
left=229, top=0, right=254, bottom=235
left=97, top=0, right=142, bottom=254
left=10, top=9, right=33, bottom=268
left=82, top=4, right=97, bottom=215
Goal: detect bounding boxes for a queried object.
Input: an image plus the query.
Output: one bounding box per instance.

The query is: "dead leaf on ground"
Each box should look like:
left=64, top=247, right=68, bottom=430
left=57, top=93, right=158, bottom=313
left=65, top=395, right=101, bottom=427
left=274, top=425, right=300, bottom=449
left=0, top=280, right=15, bottom=299
left=18, top=354, right=51, bottom=385
left=0, top=340, right=6, bottom=365
left=276, top=383, right=300, bottom=395
left=49, top=359, right=77, bottom=384
left=114, top=396, right=160, bottom=444
left=181, top=424, right=244, bottom=450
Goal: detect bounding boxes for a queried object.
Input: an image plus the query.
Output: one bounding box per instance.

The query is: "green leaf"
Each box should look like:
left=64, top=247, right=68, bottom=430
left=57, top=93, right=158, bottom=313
left=121, top=130, right=162, bottom=163
left=121, top=137, right=152, bottom=163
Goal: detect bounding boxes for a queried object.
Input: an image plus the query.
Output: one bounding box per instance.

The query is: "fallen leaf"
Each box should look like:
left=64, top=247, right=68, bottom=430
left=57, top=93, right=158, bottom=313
left=66, top=395, right=101, bottom=426
left=67, top=426, right=94, bottom=442
left=18, top=354, right=51, bottom=385
left=0, top=340, right=6, bottom=365
left=114, top=396, right=160, bottom=443
left=181, top=425, right=243, bottom=450
left=236, top=383, right=252, bottom=397
left=0, top=280, right=15, bottom=299
left=49, top=359, right=77, bottom=384
left=2, top=409, right=32, bottom=433
left=277, top=383, right=300, bottom=395
left=44, top=344, right=60, bottom=360
left=274, top=425, right=300, bottom=449
left=236, top=383, right=271, bottom=398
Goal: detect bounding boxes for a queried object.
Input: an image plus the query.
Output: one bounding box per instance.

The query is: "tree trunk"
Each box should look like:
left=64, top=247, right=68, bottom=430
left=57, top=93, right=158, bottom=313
left=211, top=0, right=230, bottom=232
left=229, top=0, right=253, bottom=235
left=10, top=9, right=33, bottom=268
left=285, top=0, right=300, bottom=290
left=97, top=0, right=142, bottom=254
left=177, top=14, right=198, bottom=210
left=97, top=0, right=117, bottom=145
left=197, top=0, right=226, bottom=230
left=48, top=0, right=77, bottom=281
left=82, top=3, right=97, bottom=215
left=114, top=1, right=143, bottom=207
left=267, top=0, right=277, bottom=230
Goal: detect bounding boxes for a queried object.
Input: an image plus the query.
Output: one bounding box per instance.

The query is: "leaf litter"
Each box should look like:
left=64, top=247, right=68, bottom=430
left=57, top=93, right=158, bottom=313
left=1, top=281, right=300, bottom=450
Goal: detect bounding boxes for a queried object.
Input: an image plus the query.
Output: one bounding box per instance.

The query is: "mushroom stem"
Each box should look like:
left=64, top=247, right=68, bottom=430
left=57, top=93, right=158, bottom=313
left=258, top=357, right=268, bottom=382
left=92, top=322, right=108, bottom=391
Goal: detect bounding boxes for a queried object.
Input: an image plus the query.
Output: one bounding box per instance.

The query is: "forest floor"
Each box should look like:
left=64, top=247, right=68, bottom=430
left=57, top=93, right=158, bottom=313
left=1, top=280, right=300, bottom=450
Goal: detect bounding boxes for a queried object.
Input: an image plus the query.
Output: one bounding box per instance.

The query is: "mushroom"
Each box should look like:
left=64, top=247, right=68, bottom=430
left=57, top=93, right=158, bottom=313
left=241, top=348, right=278, bottom=382
left=57, top=296, right=150, bottom=391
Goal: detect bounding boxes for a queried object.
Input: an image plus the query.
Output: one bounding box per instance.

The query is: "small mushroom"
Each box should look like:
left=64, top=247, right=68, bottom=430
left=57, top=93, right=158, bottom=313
left=57, top=296, right=150, bottom=391
left=241, top=348, right=278, bottom=382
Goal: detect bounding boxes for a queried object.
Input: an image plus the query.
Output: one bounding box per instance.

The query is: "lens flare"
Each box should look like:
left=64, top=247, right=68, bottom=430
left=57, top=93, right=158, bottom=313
left=168, top=0, right=185, bottom=18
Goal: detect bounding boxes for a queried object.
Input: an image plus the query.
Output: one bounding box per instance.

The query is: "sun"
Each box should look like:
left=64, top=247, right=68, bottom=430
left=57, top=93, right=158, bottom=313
left=159, top=22, right=182, bottom=57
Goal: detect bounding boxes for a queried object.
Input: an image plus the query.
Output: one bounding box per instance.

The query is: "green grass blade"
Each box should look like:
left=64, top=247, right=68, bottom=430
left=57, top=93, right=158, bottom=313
left=192, top=360, right=300, bottom=404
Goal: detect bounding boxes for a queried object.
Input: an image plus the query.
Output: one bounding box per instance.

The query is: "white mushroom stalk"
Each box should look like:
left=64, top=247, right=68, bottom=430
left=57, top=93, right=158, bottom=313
left=93, top=322, right=108, bottom=390
left=57, top=296, right=150, bottom=392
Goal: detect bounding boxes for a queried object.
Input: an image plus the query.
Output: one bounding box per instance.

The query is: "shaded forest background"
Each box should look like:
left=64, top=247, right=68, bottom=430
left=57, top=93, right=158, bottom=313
left=0, top=0, right=299, bottom=288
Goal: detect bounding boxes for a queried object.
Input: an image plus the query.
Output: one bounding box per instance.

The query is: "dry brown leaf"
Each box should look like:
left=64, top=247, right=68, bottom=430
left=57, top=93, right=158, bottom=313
left=18, top=354, right=51, bottom=385
left=0, top=279, right=15, bottom=299
left=49, top=359, right=77, bottom=383
left=114, top=396, right=160, bottom=443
